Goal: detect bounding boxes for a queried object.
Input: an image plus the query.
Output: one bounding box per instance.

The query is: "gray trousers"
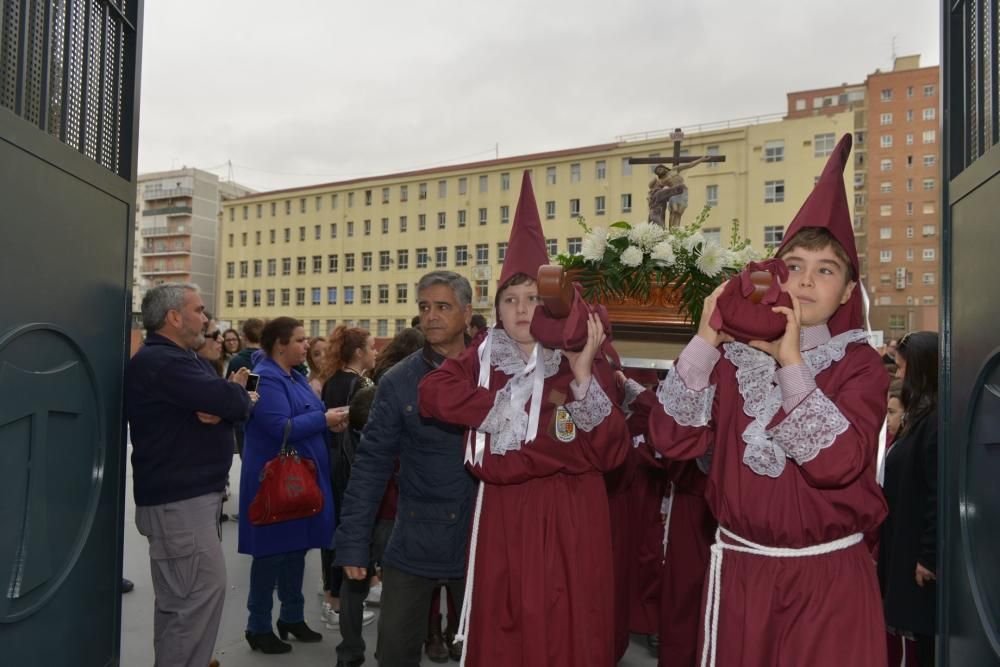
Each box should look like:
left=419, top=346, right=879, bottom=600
left=136, top=492, right=227, bottom=667
left=376, top=566, right=466, bottom=667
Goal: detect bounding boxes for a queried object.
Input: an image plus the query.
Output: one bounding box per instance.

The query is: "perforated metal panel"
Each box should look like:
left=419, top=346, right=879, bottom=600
left=0, top=0, right=136, bottom=178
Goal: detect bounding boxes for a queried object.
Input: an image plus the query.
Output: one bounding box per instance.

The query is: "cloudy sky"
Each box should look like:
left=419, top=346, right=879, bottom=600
left=137, top=0, right=940, bottom=192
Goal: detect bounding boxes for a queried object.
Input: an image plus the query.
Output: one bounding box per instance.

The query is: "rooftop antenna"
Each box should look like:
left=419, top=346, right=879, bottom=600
left=891, top=35, right=898, bottom=64
left=227, top=159, right=234, bottom=183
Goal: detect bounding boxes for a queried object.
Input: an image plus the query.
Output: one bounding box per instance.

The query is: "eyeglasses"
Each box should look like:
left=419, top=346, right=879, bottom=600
left=204, top=330, right=221, bottom=340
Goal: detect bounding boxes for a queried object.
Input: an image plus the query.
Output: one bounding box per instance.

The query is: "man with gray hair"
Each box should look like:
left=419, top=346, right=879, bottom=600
left=125, top=283, right=252, bottom=667
left=335, top=271, right=477, bottom=667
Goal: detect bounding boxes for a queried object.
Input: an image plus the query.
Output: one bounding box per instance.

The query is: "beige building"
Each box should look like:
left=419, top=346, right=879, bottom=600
left=133, top=167, right=253, bottom=319
left=216, top=111, right=856, bottom=338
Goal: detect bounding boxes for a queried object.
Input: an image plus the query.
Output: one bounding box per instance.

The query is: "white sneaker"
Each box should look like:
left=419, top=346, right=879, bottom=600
left=323, top=603, right=339, bottom=629
left=362, top=608, right=376, bottom=626
left=366, top=582, right=382, bottom=606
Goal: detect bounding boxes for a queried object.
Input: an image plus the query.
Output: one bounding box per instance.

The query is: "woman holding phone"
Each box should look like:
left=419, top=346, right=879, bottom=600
left=238, top=317, right=349, bottom=654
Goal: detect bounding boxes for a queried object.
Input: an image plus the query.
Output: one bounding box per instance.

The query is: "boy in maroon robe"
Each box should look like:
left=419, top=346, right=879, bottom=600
left=418, top=172, right=630, bottom=667
left=643, top=134, right=889, bottom=666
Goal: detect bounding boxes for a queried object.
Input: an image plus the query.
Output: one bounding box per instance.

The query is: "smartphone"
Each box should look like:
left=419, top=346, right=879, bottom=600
left=246, top=373, right=260, bottom=392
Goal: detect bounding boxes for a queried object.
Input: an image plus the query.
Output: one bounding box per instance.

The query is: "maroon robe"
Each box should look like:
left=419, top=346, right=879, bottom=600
left=605, top=445, right=641, bottom=662
left=646, top=339, right=889, bottom=667
left=628, top=460, right=666, bottom=635
left=419, top=337, right=629, bottom=667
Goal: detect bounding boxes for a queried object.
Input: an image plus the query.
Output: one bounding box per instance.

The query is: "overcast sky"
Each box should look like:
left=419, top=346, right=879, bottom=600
left=137, top=0, right=940, bottom=192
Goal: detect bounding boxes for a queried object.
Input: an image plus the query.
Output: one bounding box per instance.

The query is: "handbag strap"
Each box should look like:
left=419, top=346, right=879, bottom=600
left=279, top=419, right=294, bottom=456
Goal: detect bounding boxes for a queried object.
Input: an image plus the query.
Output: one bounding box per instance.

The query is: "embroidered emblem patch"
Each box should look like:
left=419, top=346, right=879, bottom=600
left=555, top=406, right=576, bottom=442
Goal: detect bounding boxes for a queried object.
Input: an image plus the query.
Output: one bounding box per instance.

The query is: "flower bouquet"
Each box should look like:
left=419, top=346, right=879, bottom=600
left=555, top=206, right=765, bottom=326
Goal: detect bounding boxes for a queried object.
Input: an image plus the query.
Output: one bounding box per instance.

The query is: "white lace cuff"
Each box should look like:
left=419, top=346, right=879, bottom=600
left=565, top=380, right=613, bottom=432
left=622, top=378, right=645, bottom=414
left=766, top=389, right=849, bottom=465
left=657, top=369, right=715, bottom=427
left=479, top=381, right=529, bottom=456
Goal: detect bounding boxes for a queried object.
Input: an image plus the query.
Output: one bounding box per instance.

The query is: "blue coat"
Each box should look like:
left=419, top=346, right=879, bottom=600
left=238, top=357, right=335, bottom=558
left=334, top=347, right=476, bottom=579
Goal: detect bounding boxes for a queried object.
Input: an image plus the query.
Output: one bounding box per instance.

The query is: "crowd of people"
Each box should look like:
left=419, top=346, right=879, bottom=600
left=125, top=151, right=940, bottom=667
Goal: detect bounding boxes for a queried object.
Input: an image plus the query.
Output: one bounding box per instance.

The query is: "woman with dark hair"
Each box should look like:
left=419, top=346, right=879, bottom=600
left=878, top=331, right=939, bottom=667
left=238, top=317, right=349, bottom=654
left=222, top=328, right=243, bottom=367
left=372, top=327, right=425, bottom=384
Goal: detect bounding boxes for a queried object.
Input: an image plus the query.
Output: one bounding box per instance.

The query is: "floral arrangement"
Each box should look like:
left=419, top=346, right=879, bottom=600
left=555, top=206, right=765, bottom=326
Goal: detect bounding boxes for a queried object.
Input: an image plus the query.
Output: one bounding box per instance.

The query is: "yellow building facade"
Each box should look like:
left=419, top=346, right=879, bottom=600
left=217, top=110, right=855, bottom=338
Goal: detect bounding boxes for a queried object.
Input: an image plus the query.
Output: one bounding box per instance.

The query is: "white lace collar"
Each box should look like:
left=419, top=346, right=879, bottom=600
left=490, top=328, right=562, bottom=378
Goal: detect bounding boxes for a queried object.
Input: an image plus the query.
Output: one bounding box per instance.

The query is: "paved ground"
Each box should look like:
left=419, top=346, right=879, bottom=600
left=120, top=450, right=660, bottom=666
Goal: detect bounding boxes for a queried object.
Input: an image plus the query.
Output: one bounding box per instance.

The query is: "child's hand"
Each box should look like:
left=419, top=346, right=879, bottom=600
left=563, top=313, right=606, bottom=387
left=696, top=282, right=734, bottom=347
left=749, top=292, right=804, bottom=368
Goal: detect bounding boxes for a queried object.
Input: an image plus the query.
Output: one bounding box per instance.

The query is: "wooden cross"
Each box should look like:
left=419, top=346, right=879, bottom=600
left=627, top=128, right=727, bottom=167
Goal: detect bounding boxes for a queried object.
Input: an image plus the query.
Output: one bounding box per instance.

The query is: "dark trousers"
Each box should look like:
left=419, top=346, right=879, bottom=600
left=246, top=550, right=306, bottom=634
left=336, top=570, right=372, bottom=661
left=376, top=566, right=466, bottom=667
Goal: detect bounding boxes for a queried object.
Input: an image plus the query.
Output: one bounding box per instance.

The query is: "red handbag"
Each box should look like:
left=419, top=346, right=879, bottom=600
left=248, top=420, right=325, bottom=526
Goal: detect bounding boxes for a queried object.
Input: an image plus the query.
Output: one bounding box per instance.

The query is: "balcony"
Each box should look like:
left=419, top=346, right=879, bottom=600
left=142, top=242, right=190, bottom=256
left=140, top=265, right=191, bottom=276
left=142, top=205, right=193, bottom=217
left=142, top=225, right=188, bottom=238
left=143, top=186, right=194, bottom=201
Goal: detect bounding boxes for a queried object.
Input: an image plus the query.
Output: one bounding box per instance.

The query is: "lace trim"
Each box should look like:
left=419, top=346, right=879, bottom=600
left=621, top=378, right=645, bottom=415
left=479, top=379, right=529, bottom=456
left=767, top=389, right=850, bottom=465
left=656, top=369, right=715, bottom=427
left=490, top=328, right=562, bottom=378
left=565, top=381, right=613, bottom=432
left=723, top=329, right=866, bottom=477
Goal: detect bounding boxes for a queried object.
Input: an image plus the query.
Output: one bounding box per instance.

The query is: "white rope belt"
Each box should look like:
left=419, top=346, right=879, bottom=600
left=455, top=482, right=485, bottom=666
left=700, top=527, right=863, bottom=667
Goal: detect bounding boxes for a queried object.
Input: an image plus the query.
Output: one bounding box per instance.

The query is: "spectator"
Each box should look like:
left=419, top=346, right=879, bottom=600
left=468, top=313, right=488, bottom=340
left=410, top=314, right=421, bottom=329
left=227, top=318, right=265, bottom=458
left=238, top=317, right=349, bottom=654
left=196, top=312, right=225, bottom=376
left=125, top=283, right=252, bottom=667
left=222, top=327, right=243, bottom=368
left=306, top=335, right=330, bottom=396
left=371, top=327, right=425, bottom=384
left=882, top=338, right=899, bottom=365
left=335, top=271, right=476, bottom=667
left=886, top=379, right=904, bottom=443
left=878, top=331, right=939, bottom=667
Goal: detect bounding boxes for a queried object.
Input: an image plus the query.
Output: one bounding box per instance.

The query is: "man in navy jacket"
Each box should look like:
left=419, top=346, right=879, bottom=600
left=126, top=283, right=251, bottom=667
left=335, top=271, right=477, bottom=667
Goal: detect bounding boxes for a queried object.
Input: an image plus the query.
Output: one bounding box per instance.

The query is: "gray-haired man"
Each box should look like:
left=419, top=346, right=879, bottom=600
left=335, top=271, right=477, bottom=667
left=125, top=283, right=251, bottom=666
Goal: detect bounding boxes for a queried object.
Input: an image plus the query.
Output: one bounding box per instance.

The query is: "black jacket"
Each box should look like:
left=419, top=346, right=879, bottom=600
left=334, top=346, right=476, bottom=579
left=878, top=409, right=938, bottom=635
left=126, top=333, right=251, bottom=505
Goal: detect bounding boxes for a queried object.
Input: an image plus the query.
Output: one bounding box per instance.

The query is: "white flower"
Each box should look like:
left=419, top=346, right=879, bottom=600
left=627, top=222, right=668, bottom=251
left=682, top=232, right=705, bottom=252
left=580, top=228, right=608, bottom=262
left=733, top=244, right=763, bottom=266
left=696, top=243, right=729, bottom=277
left=620, top=245, right=644, bottom=267
left=650, top=240, right=676, bottom=267
left=608, top=226, right=629, bottom=240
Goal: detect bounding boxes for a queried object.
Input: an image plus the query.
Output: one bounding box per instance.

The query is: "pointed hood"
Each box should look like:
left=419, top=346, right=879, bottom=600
left=777, top=133, right=863, bottom=334
left=498, top=170, right=550, bottom=289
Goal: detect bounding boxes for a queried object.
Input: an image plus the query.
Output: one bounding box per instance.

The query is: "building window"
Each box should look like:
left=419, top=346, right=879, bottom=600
left=345, top=253, right=355, bottom=272
left=880, top=204, right=893, bottom=217
left=419, top=183, right=428, bottom=200
left=457, top=210, right=467, bottom=227
left=501, top=172, right=510, bottom=191
left=400, top=185, right=408, bottom=202
left=379, top=250, right=391, bottom=271
left=396, top=283, right=408, bottom=304
left=476, top=244, right=489, bottom=265
left=399, top=215, right=408, bottom=232
left=880, top=158, right=893, bottom=172
left=346, top=221, right=354, bottom=237
left=455, top=245, right=468, bottom=266
left=267, top=258, right=277, bottom=276
left=282, top=257, right=291, bottom=275
left=814, top=133, right=836, bottom=157
left=225, top=291, right=234, bottom=308
left=923, top=202, right=936, bottom=215
left=266, top=289, right=275, bottom=307
left=922, top=107, right=936, bottom=121
left=285, top=200, right=292, bottom=214
left=438, top=212, right=447, bottom=229
left=570, top=163, right=581, bottom=183
left=922, top=130, right=936, bottom=144
left=764, top=225, right=784, bottom=248
left=297, top=256, right=307, bottom=274
left=395, top=318, right=406, bottom=334
left=881, top=181, right=893, bottom=194
left=764, top=180, right=785, bottom=203
left=594, top=196, right=606, bottom=215
left=621, top=158, right=632, bottom=176
left=362, top=252, right=372, bottom=272
left=311, top=255, right=322, bottom=273
left=880, top=89, right=893, bottom=101
left=438, top=180, right=447, bottom=198
left=907, top=225, right=915, bottom=238
left=280, top=288, right=290, bottom=306
left=923, top=248, right=936, bottom=261
left=397, top=249, right=408, bottom=269
left=311, top=288, right=321, bottom=305
left=328, top=254, right=339, bottom=272
left=621, top=193, right=632, bottom=212
left=363, top=190, right=372, bottom=207
left=417, top=248, right=429, bottom=269
left=270, top=229, right=276, bottom=243
left=435, top=247, right=448, bottom=268
left=595, top=160, right=606, bottom=180
left=328, top=287, right=338, bottom=304
left=478, top=208, right=488, bottom=226
left=331, top=194, right=338, bottom=209
left=880, top=250, right=892, bottom=263
left=922, top=178, right=936, bottom=191
left=226, top=262, right=235, bottom=279
left=497, top=242, right=508, bottom=263
left=500, top=205, right=510, bottom=224
left=907, top=202, right=914, bottom=215
left=880, top=226, right=892, bottom=239
left=378, top=284, right=389, bottom=305
left=546, top=166, right=557, bottom=185
left=880, top=112, right=893, bottom=126
left=238, top=290, right=248, bottom=308
left=923, top=154, right=936, bottom=167
left=706, top=185, right=719, bottom=207
left=922, top=272, right=936, bottom=285
left=418, top=214, right=426, bottom=231
left=569, top=198, right=580, bottom=217
left=458, top=177, right=467, bottom=195
left=381, top=218, right=389, bottom=234
left=924, top=84, right=936, bottom=96
left=296, top=288, right=306, bottom=306
left=567, top=237, right=582, bottom=254
left=546, top=239, right=558, bottom=256
left=344, top=287, right=354, bottom=305
left=880, top=134, right=893, bottom=148
left=479, top=174, right=488, bottom=193
left=764, top=139, right=784, bottom=162
left=922, top=224, right=936, bottom=236
left=361, top=285, right=372, bottom=305
left=475, top=279, right=489, bottom=305
left=545, top=201, right=556, bottom=219
left=297, top=226, right=305, bottom=242
left=362, top=220, right=370, bottom=236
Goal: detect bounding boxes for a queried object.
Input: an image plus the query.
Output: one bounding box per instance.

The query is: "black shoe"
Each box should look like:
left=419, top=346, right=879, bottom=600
left=220, top=513, right=230, bottom=522
left=121, top=578, right=134, bottom=594
left=276, top=619, right=322, bottom=642
left=245, top=631, right=292, bottom=654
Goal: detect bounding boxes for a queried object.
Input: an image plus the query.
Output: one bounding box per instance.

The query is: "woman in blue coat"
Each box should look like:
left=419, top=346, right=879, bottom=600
left=239, top=317, right=349, bottom=654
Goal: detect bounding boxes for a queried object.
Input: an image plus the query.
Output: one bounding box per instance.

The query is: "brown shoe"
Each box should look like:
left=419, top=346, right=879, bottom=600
left=209, top=661, right=220, bottom=667
left=425, top=625, right=449, bottom=663
left=445, top=633, right=463, bottom=662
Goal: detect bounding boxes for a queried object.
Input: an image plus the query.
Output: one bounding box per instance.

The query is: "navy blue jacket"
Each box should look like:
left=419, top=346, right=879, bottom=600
left=126, top=333, right=251, bottom=506
left=334, top=346, right=476, bottom=579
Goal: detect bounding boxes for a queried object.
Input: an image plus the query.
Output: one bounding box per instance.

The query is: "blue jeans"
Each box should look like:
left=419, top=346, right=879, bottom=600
left=246, top=550, right=307, bottom=634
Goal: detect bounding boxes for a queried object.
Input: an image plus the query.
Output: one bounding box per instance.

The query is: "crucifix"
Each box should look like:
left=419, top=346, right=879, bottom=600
left=628, top=128, right=726, bottom=228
